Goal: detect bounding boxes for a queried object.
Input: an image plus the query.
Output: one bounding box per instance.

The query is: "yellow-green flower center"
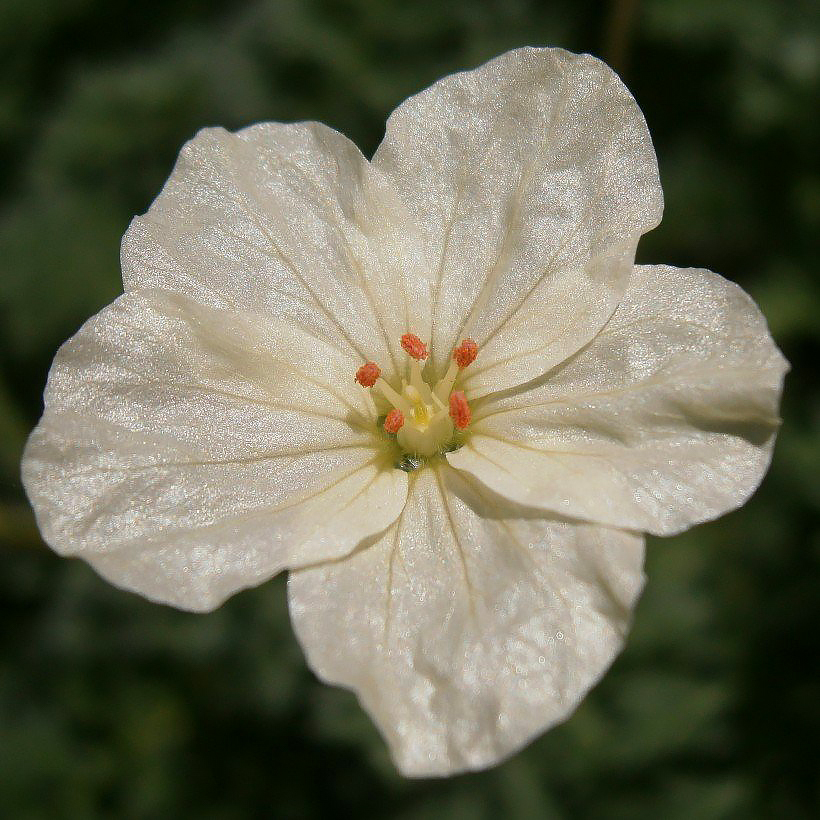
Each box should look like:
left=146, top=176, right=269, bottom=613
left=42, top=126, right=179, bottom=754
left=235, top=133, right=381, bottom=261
left=354, top=334, right=477, bottom=459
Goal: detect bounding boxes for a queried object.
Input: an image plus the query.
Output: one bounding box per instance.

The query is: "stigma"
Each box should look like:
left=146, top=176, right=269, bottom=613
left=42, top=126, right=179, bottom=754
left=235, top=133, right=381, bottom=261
left=355, top=334, right=477, bottom=458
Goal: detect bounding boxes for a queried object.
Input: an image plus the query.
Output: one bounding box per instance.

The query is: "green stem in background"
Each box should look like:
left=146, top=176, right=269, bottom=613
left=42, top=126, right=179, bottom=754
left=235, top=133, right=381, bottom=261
left=604, top=0, right=640, bottom=76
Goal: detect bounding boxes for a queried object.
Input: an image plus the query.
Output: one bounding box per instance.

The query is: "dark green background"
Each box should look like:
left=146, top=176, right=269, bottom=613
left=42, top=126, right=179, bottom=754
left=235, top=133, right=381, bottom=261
left=1, top=1, right=818, bottom=817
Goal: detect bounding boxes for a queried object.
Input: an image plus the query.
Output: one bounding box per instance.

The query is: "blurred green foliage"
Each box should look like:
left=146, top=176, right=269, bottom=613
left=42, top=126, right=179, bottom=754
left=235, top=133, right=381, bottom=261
left=1, top=1, right=818, bottom=817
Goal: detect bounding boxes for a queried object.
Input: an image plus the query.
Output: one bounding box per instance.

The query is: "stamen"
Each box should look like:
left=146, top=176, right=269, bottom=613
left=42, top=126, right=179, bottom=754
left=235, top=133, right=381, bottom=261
left=384, top=408, right=404, bottom=433
left=376, top=378, right=411, bottom=414
left=354, top=333, right=474, bottom=458
left=400, top=333, right=428, bottom=361
left=449, top=391, right=471, bottom=430
left=435, top=360, right=458, bottom=401
left=434, top=338, right=479, bottom=401
left=408, top=358, right=432, bottom=404
left=355, top=361, right=380, bottom=388
left=453, top=338, right=478, bottom=369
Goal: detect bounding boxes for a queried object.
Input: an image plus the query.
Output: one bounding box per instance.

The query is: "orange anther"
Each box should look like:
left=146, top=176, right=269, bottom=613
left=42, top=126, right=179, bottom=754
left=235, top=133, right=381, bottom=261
left=383, top=408, right=404, bottom=433
left=400, top=333, right=428, bottom=360
left=453, top=338, right=478, bottom=369
left=449, top=391, right=471, bottom=430
left=355, top=361, right=381, bottom=388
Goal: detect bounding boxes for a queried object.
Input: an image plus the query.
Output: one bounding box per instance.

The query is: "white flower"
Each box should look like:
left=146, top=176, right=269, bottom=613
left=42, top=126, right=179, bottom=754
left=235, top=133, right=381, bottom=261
left=21, top=47, right=787, bottom=777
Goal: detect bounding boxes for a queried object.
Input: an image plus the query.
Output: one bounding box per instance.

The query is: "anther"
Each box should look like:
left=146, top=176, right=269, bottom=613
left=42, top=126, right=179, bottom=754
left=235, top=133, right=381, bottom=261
left=384, top=408, right=404, bottom=433
left=400, top=333, right=428, bottom=361
left=449, top=391, right=471, bottom=430
left=453, top=338, right=478, bottom=369
left=355, top=361, right=380, bottom=388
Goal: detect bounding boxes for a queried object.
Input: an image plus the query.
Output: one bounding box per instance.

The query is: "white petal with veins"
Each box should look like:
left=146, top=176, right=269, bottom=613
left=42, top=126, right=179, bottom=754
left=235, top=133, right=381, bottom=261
left=289, top=466, right=644, bottom=777
left=22, top=291, right=407, bottom=611
left=121, top=122, right=428, bottom=383
left=448, top=265, right=788, bottom=535
left=373, top=47, right=662, bottom=395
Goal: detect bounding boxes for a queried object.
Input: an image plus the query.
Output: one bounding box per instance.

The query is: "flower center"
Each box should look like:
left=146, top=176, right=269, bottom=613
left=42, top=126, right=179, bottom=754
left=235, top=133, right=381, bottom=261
left=355, top=334, right=477, bottom=460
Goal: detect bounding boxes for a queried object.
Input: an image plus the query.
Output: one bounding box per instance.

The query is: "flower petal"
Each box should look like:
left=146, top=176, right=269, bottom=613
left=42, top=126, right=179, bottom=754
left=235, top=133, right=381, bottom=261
left=372, top=47, right=662, bottom=394
left=121, top=122, right=428, bottom=381
left=288, top=466, right=644, bottom=777
left=447, top=265, right=788, bottom=535
left=22, top=291, right=407, bottom=611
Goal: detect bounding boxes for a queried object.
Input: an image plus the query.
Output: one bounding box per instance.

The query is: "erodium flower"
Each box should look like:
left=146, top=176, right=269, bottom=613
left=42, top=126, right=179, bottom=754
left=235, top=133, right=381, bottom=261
left=22, top=47, right=787, bottom=776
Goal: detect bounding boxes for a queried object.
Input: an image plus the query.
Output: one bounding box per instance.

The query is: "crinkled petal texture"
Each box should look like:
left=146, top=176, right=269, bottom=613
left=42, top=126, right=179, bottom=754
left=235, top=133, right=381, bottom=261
left=21, top=45, right=787, bottom=779
left=373, top=46, right=663, bottom=395
left=22, top=291, right=407, bottom=611
left=448, top=265, right=789, bottom=535
left=289, top=466, right=644, bottom=777
left=121, top=121, right=428, bottom=383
